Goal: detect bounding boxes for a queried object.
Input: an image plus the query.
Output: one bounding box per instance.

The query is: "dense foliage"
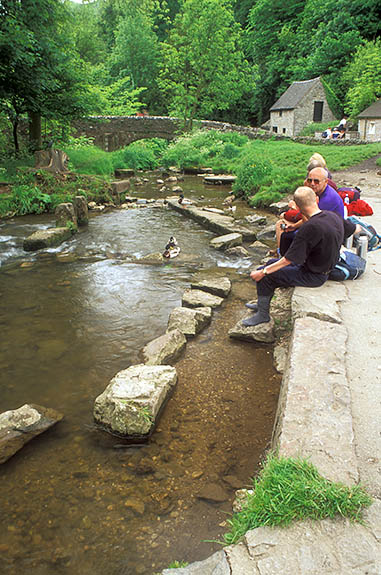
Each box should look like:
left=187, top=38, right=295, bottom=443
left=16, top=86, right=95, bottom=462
left=0, top=0, right=380, bottom=153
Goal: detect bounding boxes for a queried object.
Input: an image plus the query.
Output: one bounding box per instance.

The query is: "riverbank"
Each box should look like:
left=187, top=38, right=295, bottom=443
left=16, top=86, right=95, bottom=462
left=161, top=157, right=381, bottom=574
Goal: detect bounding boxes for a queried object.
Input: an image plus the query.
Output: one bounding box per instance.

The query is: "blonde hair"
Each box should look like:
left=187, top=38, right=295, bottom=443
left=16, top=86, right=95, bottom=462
left=307, top=152, right=327, bottom=172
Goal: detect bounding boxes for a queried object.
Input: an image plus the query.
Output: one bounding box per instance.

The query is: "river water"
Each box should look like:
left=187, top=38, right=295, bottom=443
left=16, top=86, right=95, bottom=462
left=0, top=174, right=280, bottom=575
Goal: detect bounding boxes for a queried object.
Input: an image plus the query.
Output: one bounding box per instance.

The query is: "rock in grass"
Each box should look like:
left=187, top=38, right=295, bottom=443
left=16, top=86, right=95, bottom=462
left=141, top=329, right=186, bottom=365
left=0, top=404, right=64, bottom=464
left=167, top=306, right=212, bottom=338
left=93, top=364, right=177, bottom=437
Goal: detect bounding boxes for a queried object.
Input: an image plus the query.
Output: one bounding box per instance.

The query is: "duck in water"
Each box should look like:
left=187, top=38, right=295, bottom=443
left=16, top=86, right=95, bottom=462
left=163, top=236, right=180, bottom=258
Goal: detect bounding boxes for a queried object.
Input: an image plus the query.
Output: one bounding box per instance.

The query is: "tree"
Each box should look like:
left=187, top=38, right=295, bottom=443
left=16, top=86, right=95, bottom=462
left=0, top=0, right=92, bottom=153
left=110, top=8, right=161, bottom=112
left=342, top=40, right=381, bottom=119
left=159, top=0, right=250, bottom=128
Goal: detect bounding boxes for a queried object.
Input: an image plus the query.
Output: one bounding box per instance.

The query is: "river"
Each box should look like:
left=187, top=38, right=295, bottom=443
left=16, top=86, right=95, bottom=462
left=0, top=174, right=281, bottom=575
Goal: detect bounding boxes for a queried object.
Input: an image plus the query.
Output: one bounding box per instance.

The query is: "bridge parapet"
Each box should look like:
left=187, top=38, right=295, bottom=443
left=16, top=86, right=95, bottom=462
left=73, top=116, right=260, bottom=151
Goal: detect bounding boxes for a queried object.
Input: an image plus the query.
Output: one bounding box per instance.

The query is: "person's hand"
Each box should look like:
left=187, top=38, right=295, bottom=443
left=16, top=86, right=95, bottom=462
left=250, top=269, right=265, bottom=282
left=288, top=199, right=297, bottom=210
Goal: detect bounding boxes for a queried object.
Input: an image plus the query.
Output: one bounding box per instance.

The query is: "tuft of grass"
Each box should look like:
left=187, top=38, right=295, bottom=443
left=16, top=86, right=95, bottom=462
left=167, top=560, right=189, bottom=569
left=224, top=454, right=372, bottom=545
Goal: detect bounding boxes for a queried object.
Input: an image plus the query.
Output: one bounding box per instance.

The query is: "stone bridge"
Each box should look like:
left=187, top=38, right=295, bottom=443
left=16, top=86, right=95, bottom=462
left=73, top=116, right=260, bottom=151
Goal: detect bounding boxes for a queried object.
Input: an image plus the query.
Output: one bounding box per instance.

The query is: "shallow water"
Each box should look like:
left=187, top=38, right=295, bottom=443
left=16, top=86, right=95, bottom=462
left=0, top=176, right=280, bottom=575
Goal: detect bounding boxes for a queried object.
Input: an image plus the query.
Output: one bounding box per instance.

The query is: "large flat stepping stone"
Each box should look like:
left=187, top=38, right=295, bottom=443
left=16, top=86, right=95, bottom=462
left=167, top=306, right=212, bottom=338
left=141, top=328, right=186, bottom=365
left=190, top=277, right=231, bottom=298
left=0, top=404, right=64, bottom=464
left=93, top=364, right=177, bottom=437
left=182, top=289, right=224, bottom=309
left=23, top=227, right=72, bottom=251
left=210, top=233, right=242, bottom=251
left=228, top=317, right=275, bottom=343
left=114, top=168, right=134, bottom=178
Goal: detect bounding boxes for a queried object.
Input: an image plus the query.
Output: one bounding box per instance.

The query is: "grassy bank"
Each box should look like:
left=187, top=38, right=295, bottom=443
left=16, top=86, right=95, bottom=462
left=1, top=131, right=380, bottom=216
left=160, top=131, right=381, bottom=207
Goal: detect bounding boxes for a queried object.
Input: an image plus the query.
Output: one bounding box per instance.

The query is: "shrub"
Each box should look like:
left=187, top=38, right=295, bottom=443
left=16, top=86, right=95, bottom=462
left=0, top=184, right=51, bottom=216
left=233, top=157, right=273, bottom=197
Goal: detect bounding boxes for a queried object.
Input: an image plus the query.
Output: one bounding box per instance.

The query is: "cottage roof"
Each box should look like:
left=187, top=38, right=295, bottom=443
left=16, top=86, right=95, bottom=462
left=357, top=99, right=381, bottom=119
left=270, top=77, right=321, bottom=112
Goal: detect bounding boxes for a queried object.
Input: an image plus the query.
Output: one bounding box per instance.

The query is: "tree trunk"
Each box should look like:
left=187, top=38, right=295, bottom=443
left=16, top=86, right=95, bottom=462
left=28, top=111, right=42, bottom=151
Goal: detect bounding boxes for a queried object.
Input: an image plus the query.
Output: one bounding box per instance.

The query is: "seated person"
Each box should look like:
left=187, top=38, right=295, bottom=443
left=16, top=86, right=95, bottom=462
left=275, top=166, right=343, bottom=256
left=243, top=187, right=358, bottom=327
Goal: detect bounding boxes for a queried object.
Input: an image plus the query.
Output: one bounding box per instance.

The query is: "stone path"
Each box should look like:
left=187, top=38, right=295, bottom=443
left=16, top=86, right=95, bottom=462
left=161, top=156, right=381, bottom=575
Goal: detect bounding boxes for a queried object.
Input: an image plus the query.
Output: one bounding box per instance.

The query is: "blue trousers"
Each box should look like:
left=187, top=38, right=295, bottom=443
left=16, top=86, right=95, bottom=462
left=256, top=263, right=327, bottom=297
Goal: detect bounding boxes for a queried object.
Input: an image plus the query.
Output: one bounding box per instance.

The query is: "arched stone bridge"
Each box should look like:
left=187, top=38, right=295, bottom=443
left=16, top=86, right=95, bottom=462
left=73, top=116, right=260, bottom=151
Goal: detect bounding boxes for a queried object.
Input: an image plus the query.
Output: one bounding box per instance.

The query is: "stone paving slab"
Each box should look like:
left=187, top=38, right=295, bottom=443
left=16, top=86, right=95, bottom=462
left=273, top=316, right=358, bottom=486
left=163, top=500, right=381, bottom=575
left=292, top=282, right=347, bottom=324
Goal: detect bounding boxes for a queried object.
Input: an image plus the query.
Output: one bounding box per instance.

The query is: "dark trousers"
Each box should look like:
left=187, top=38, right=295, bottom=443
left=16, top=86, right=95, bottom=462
left=257, top=264, right=327, bottom=297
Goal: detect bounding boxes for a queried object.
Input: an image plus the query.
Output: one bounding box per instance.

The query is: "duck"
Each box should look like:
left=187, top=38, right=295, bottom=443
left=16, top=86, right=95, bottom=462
left=163, top=236, right=181, bottom=259
left=178, top=194, right=193, bottom=206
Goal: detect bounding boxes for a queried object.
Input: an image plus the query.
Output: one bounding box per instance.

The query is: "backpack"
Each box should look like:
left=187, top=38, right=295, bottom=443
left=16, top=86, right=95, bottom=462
left=328, top=250, right=366, bottom=281
left=337, top=186, right=361, bottom=203
left=347, top=215, right=381, bottom=251
left=347, top=199, right=373, bottom=217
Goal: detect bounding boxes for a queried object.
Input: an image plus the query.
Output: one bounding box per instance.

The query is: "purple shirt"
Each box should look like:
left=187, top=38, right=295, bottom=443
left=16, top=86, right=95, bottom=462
left=318, top=184, right=344, bottom=218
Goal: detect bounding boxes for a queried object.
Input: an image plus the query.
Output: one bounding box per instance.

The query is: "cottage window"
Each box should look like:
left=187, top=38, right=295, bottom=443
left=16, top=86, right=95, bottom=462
left=273, top=126, right=278, bottom=133
left=313, top=101, right=324, bottom=122
left=283, top=128, right=286, bottom=134
left=369, top=122, right=376, bottom=135
left=279, top=111, right=283, bottom=117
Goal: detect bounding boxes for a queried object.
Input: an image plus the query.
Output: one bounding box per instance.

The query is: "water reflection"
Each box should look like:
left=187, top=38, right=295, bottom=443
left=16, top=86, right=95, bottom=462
left=0, top=177, right=280, bottom=575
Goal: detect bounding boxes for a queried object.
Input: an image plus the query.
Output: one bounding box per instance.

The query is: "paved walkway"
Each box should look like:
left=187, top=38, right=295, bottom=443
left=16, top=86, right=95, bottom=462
left=161, top=158, right=381, bottom=575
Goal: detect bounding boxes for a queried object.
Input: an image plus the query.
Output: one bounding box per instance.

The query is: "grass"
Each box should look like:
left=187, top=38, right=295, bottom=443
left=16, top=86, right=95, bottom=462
left=1, top=130, right=380, bottom=216
left=223, top=453, right=372, bottom=545
left=64, top=138, right=168, bottom=176
left=160, top=130, right=381, bottom=206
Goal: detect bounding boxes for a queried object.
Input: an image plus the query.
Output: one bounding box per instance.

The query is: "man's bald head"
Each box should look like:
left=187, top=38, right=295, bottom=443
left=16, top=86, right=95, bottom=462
left=306, top=167, right=328, bottom=196
left=294, top=186, right=318, bottom=212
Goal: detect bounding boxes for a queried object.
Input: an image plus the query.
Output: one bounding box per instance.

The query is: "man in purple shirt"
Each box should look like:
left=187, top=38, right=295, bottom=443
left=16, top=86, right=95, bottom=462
left=306, top=167, right=344, bottom=218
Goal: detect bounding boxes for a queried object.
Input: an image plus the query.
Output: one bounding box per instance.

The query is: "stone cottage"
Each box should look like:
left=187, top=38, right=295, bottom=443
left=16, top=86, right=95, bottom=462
left=269, top=77, right=336, bottom=137
left=357, top=99, right=381, bottom=141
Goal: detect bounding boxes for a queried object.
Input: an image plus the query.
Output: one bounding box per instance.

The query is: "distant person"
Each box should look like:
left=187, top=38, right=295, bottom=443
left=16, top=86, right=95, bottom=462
left=338, top=115, right=347, bottom=131
left=242, top=187, right=358, bottom=327
left=321, top=127, right=332, bottom=139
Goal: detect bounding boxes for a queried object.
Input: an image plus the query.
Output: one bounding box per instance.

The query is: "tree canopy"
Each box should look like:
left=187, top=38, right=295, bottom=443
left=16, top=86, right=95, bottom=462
left=0, top=0, right=380, bottom=154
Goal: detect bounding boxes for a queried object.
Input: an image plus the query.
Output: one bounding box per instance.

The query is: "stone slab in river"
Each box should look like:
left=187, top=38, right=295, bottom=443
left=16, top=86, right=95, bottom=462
left=23, top=227, right=72, bottom=251
left=167, top=306, right=212, bottom=338
left=228, top=317, right=275, bottom=343
left=0, top=404, right=64, bottom=464
left=182, top=289, right=224, bottom=309
left=114, top=168, right=134, bottom=178
left=210, top=233, right=242, bottom=251
left=93, top=364, right=177, bottom=437
left=141, top=328, right=186, bottom=365
left=190, top=277, right=231, bottom=298
left=203, top=175, right=237, bottom=185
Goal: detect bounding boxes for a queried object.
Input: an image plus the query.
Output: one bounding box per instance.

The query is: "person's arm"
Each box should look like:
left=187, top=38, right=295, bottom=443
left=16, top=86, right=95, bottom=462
left=250, top=257, right=292, bottom=282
